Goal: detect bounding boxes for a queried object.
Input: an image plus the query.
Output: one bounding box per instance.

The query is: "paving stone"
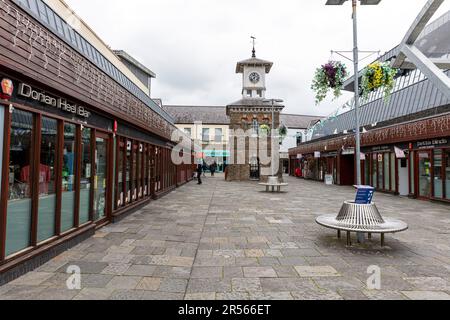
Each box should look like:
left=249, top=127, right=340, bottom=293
left=294, top=266, right=340, bottom=278
left=243, top=267, right=277, bottom=278
left=191, top=267, right=223, bottom=279
left=123, top=265, right=157, bottom=277
left=249, top=292, right=294, bottom=300
left=216, top=292, right=250, bottom=300
left=9, top=272, right=54, bottom=286
left=187, top=279, right=232, bottom=293
left=362, top=290, right=408, bottom=300
left=73, top=288, right=115, bottom=300
left=223, top=267, right=244, bottom=279
left=57, top=261, right=108, bottom=274
left=337, top=290, right=368, bottom=300
left=184, top=292, right=216, bottom=300
left=401, top=291, right=450, bottom=300
left=260, top=278, right=316, bottom=292
left=404, top=277, right=450, bottom=291
left=101, top=263, right=132, bottom=276
left=291, top=289, right=344, bottom=300
left=159, top=278, right=188, bottom=293
left=82, top=274, right=115, bottom=289
left=105, top=276, right=142, bottom=290
left=0, top=286, right=47, bottom=300
left=231, top=278, right=262, bottom=292
left=32, top=288, right=80, bottom=300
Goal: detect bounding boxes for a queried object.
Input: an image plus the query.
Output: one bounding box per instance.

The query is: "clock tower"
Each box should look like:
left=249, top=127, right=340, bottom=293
left=226, top=43, right=285, bottom=182
left=237, top=44, right=272, bottom=99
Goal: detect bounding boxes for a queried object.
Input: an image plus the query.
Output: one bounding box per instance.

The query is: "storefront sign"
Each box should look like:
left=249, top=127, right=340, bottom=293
left=325, top=174, right=334, bottom=185
left=17, top=83, right=90, bottom=118
left=314, top=151, right=321, bottom=158
left=395, top=147, right=406, bottom=159
left=416, top=139, right=449, bottom=149
left=342, top=148, right=355, bottom=155
left=1, top=78, right=13, bottom=100
left=297, top=154, right=303, bottom=159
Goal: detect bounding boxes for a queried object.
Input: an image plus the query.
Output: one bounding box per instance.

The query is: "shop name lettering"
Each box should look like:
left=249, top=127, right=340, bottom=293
left=18, top=83, right=90, bottom=118
left=417, top=139, right=448, bottom=148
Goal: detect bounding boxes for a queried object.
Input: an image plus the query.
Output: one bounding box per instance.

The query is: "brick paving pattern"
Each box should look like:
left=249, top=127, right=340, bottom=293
left=1, top=175, right=449, bottom=300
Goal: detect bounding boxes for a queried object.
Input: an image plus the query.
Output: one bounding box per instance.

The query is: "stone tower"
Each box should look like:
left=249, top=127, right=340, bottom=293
left=226, top=46, right=285, bottom=182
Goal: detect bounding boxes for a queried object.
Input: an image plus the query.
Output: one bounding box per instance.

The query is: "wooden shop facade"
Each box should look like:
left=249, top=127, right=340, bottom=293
left=0, top=0, right=193, bottom=283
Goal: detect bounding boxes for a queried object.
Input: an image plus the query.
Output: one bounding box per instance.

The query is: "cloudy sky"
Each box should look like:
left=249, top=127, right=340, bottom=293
left=65, top=0, right=450, bottom=117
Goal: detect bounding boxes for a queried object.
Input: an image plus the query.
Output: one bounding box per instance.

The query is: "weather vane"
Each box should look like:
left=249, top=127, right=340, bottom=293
left=251, top=36, right=256, bottom=57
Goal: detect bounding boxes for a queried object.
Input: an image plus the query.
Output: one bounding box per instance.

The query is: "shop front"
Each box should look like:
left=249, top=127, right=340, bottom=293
left=409, top=138, right=450, bottom=202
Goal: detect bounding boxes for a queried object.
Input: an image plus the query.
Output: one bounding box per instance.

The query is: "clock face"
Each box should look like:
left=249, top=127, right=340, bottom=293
left=249, top=72, right=260, bottom=84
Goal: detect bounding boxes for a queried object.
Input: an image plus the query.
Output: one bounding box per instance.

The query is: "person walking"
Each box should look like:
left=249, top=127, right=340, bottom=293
left=202, top=161, right=207, bottom=178
left=197, top=163, right=203, bottom=185
left=210, top=161, right=217, bottom=177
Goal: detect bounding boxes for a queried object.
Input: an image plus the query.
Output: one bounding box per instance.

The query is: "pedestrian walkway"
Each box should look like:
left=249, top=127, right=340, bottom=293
left=1, top=176, right=449, bottom=300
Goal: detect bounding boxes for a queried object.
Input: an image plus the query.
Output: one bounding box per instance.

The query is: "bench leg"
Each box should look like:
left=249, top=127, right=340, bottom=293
left=337, top=230, right=341, bottom=239
left=266, top=186, right=269, bottom=192
left=381, top=234, right=385, bottom=247
left=277, top=186, right=281, bottom=192
left=272, top=186, right=275, bottom=192
left=346, top=232, right=351, bottom=246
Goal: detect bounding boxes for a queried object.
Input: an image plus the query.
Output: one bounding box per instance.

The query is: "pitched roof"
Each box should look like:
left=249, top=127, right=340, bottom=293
left=164, top=105, right=324, bottom=129
left=236, top=57, right=273, bottom=73
left=227, top=98, right=284, bottom=108
left=280, top=114, right=325, bottom=129
left=164, top=105, right=230, bottom=125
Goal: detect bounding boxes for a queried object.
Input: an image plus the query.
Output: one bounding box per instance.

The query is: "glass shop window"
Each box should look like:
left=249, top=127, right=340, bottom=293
left=445, top=149, right=450, bottom=200
left=434, top=149, right=443, bottom=199
left=126, top=140, right=131, bottom=203
left=37, top=117, right=58, bottom=243
left=5, top=109, right=33, bottom=256
left=79, top=128, right=91, bottom=224
left=61, top=123, right=77, bottom=232
left=117, top=139, right=124, bottom=207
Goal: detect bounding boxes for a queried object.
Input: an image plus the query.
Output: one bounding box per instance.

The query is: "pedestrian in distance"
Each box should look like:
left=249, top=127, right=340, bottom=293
left=197, top=164, right=203, bottom=185
left=210, top=161, right=217, bottom=177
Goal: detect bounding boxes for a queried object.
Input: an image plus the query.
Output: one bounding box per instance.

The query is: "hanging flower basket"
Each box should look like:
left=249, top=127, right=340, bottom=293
left=361, top=61, right=398, bottom=102
left=278, top=124, right=288, bottom=141
left=311, top=61, right=348, bottom=105
left=259, top=124, right=270, bottom=136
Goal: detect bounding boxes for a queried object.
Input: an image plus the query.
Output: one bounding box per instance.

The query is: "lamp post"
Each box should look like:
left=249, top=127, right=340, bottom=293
left=264, top=98, right=284, bottom=177
left=325, top=0, right=381, bottom=186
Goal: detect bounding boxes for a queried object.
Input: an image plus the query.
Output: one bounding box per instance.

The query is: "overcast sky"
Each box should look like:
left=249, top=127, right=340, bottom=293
left=64, top=0, right=450, bottom=117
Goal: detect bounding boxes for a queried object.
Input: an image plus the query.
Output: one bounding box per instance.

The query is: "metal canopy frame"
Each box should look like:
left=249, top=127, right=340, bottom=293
left=393, top=0, right=450, bottom=100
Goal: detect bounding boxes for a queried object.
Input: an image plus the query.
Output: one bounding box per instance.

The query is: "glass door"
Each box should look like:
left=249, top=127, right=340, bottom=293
left=418, top=151, right=432, bottom=198
left=445, top=149, right=450, bottom=200
left=93, top=134, right=109, bottom=222
left=433, top=149, right=443, bottom=199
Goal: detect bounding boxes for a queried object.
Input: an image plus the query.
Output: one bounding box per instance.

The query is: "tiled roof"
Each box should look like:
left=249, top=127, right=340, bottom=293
left=280, top=114, right=325, bottom=129
left=164, top=105, right=230, bottom=125
left=164, top=105, right=323, bottom=129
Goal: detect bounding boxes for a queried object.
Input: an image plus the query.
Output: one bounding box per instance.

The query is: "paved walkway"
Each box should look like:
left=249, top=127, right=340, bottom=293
left=1, top=175, right=450, bottom=300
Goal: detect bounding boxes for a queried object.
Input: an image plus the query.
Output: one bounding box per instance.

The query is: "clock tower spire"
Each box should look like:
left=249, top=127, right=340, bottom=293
left=235, top=42, right=273, bottom=100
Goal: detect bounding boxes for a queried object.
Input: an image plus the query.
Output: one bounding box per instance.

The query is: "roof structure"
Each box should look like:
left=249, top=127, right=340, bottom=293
left=113, top=50, right=157, bottom=78
left=165, top=105, right=323, bottom=130
left=164, top=105, right=230, bottom=125
left=236, top=57, right=273, bottom=74
left=280, top=114, right=325, bottom=129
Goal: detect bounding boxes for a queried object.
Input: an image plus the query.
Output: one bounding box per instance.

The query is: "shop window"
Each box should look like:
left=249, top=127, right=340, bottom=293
left=371, top=154, right=377, bottom=188
left=126, top=141, right=131, bottom=203
left=202, top=128, right=210, bottom=142
left=410, top=151, right=415, bottom=194
left=364, top=159, right=370, bottom=186
left=384, top=153, right=390, bottom=191
left=61, top=123, right=77, bottom=232
left=418, top=151, right=431, bottom=198
left=132, top=142, right=138, bottom=200
left=138, top=144, right=143, bottom=198
left=390, top=153, right=396, bottom=192
left=215, top=129, right=223, bottom=143
left=93, top=137, right=108, bottom=221
left=433, top=150, right=443, bottom=199
left=37, top=117, right=58, bottom=243
left=377, top=154, right=383, bottom=189
left=445, top=150, right=450, bottom=200
left=79, top=128, right=91, bottom=225
left=5, top=109, right=33, bottom=256
left=117, top=139, right=124, bottom=207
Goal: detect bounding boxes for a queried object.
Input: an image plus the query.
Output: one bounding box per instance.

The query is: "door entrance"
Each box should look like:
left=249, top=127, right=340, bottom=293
left=250, top=157, right=260, bottom=181
left=93, top=133, right=110, bottom=223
